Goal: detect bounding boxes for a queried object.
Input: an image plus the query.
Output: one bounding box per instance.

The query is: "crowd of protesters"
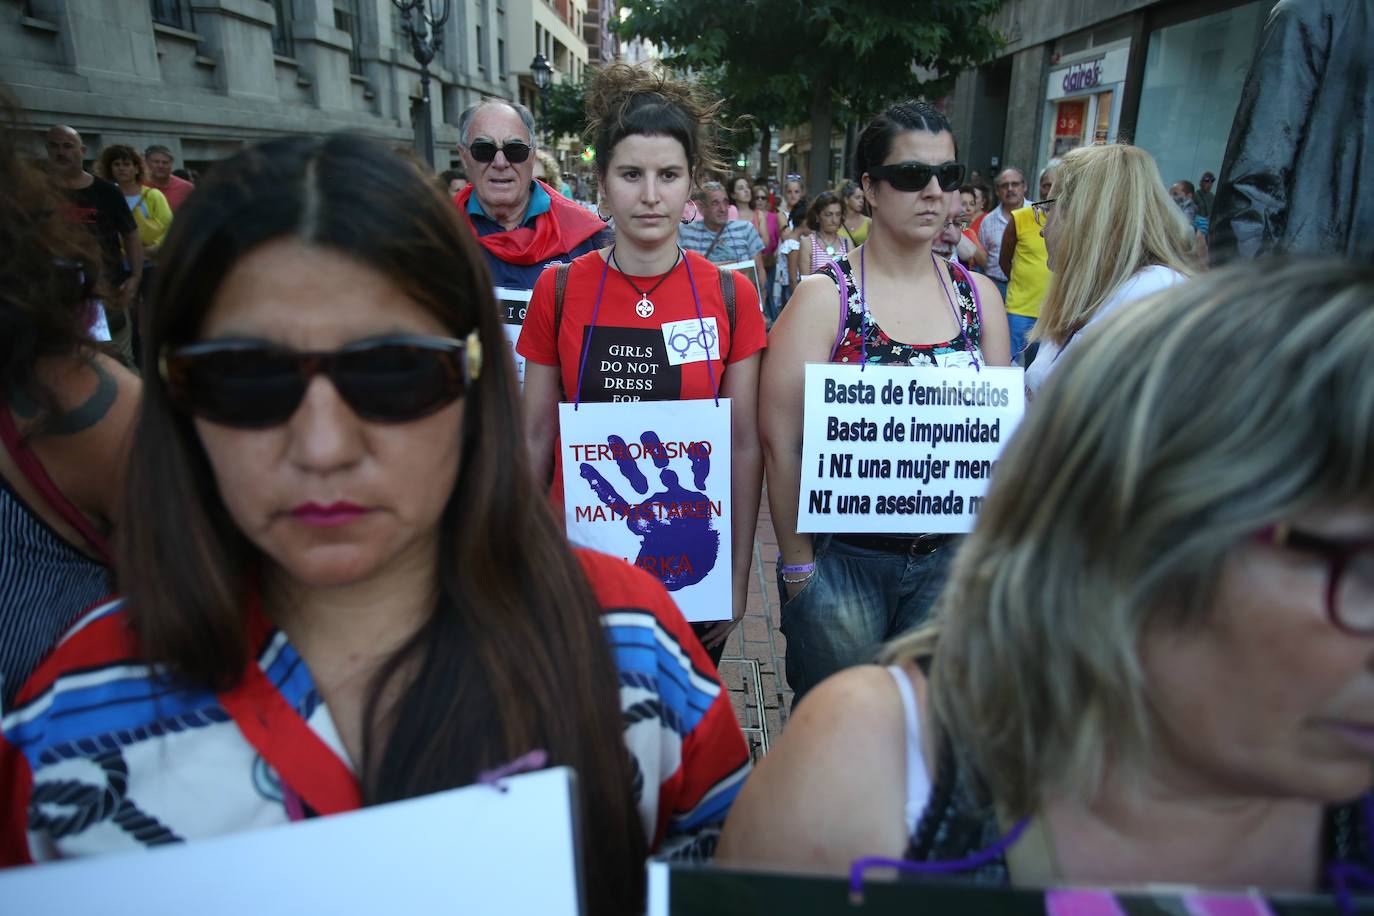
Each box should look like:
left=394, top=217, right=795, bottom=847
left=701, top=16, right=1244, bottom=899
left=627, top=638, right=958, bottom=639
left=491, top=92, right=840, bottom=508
left=0, top=11, right=1371, bottom=909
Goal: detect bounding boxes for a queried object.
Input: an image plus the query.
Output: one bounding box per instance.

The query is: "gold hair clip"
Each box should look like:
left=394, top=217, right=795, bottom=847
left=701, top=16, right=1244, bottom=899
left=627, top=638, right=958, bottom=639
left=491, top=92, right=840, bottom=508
left=464, top=328, right=483, bottom=383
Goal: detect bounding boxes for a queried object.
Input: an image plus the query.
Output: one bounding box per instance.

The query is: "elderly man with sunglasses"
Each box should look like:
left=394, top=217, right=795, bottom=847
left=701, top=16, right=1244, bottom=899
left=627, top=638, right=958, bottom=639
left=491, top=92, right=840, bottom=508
left=454, top=99, right=606, bottom=290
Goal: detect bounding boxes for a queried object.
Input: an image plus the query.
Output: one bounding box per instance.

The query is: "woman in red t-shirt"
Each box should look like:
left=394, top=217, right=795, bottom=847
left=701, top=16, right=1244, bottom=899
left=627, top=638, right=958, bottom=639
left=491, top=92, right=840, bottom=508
left=520, top=65, right=767, bottom=662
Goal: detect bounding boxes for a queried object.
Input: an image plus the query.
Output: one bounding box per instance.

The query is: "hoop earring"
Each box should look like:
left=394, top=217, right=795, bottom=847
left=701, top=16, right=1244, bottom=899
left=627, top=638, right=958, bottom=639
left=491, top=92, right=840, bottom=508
left=681, top=199, right=698, bottom=223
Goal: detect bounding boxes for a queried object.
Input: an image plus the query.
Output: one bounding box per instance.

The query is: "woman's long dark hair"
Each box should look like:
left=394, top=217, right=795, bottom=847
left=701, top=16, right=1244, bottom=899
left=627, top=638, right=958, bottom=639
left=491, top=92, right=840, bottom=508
left=121, top=134, right=646, bottom=914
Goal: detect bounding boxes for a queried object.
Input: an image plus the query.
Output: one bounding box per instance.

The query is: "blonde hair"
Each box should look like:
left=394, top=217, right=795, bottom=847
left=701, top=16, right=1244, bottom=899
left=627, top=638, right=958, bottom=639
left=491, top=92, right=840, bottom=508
left=533, top=148, right=561, bottom=184
left=884, top=259, right=1374, bottom=817
left=1031, top=145, right=1197, bottom=346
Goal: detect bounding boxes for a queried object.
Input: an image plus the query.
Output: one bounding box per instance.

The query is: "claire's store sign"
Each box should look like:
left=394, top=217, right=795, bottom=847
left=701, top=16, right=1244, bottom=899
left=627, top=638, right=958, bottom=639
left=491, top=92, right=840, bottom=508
left=1046, top=47, right=1130, bottom=101
left=1061, top=60, right=1102, bottom=94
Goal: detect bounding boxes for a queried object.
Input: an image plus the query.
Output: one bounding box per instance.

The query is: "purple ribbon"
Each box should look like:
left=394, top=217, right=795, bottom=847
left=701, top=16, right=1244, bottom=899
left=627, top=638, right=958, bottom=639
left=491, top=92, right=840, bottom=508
left=477, top=748, right=549, bottom=792
left=848, top=816, right=1029, bottom=902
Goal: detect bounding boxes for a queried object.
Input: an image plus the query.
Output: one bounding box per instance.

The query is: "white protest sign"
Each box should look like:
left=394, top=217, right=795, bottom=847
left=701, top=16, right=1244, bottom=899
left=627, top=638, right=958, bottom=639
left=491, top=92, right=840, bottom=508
left=718, top=259, right=761, bottom=305
left=797, top=364, right=1025, bottom=534
left=0, top=767, right=583, bottom=916
left=559, top=399, right=733, bottom=622
left=495, top=286, right=532, bottom=387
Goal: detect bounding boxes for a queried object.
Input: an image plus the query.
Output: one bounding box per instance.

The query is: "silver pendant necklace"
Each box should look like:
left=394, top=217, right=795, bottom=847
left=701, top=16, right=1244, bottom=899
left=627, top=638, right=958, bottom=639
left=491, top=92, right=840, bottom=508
left=610, top=246, right=682, bottom=320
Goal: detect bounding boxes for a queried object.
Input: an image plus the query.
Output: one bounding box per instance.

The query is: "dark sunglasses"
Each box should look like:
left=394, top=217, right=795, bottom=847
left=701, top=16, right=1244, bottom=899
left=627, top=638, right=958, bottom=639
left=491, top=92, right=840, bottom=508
left=467, top=140, right=532, bottom=164
left=160, top=333, right=482, bottom=428
left=867, top=161, right=965, bottom=193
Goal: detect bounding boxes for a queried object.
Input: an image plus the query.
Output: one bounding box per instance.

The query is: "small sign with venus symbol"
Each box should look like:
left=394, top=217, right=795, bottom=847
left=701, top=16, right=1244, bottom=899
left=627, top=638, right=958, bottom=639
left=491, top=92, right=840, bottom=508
left=636, top=297, right=655, bottom=319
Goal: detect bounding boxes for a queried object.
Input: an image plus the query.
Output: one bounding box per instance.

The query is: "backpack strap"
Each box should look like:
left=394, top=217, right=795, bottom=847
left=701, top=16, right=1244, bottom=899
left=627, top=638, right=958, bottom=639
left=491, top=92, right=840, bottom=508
left=717, top=265, right=737, bottom=336
left=553, top=262, right=571, bottom=339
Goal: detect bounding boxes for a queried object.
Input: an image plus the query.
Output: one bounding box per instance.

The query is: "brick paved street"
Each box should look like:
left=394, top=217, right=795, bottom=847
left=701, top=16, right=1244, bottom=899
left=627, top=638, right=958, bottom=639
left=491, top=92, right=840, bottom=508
left=720, top=487, right=793, bottom=761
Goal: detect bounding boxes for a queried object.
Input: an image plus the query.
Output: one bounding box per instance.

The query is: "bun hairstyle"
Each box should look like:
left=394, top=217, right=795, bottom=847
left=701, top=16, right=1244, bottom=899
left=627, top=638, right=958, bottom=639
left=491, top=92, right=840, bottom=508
left=584, top=63, right=727, bottom=180
left=853, top=99, right=957, bottom=181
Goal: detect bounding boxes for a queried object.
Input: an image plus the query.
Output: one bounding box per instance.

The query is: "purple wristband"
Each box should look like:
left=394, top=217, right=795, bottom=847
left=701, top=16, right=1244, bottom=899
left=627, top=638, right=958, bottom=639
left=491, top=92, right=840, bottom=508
left=781, top=561, right=816, bottom=575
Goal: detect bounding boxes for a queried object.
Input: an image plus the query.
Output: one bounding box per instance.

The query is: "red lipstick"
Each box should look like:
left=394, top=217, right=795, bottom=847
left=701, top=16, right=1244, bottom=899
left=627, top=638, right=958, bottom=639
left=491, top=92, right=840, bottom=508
left=289, top=502, right=370, bottom=527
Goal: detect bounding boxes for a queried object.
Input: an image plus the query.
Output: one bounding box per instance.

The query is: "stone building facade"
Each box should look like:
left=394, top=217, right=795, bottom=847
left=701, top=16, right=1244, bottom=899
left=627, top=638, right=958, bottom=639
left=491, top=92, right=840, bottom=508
left=2, top=0, right=593, bottom=171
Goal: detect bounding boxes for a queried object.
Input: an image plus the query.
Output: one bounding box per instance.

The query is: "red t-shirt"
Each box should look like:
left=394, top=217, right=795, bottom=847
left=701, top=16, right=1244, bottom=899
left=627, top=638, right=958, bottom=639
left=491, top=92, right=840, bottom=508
left=518, top=248, right=766, bottom=501
left=142, top=174, right=194, bottom=212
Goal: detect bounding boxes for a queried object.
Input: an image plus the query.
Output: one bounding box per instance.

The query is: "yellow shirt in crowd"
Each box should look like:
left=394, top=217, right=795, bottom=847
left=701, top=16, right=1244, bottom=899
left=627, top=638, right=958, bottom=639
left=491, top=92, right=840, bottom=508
left=1004, top=206, right=1052, bottom=319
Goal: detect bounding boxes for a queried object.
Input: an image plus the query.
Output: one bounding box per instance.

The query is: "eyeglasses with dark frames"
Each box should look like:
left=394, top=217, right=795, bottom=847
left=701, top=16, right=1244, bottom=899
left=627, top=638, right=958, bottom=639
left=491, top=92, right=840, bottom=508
left=866, top=161, right=965, bottom=193
left=1030, top=198, right=1056, bottom=226
left=467, top=140, right=532, bottom=164
left=1258, top=523, right=1374, bottom=635
left=160, top=332, right=483, bottom=429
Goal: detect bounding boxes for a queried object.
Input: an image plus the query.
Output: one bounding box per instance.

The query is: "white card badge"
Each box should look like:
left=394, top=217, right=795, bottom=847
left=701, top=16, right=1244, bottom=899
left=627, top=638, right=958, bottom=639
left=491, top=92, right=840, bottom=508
left=661, top=317, right=721, bottom=367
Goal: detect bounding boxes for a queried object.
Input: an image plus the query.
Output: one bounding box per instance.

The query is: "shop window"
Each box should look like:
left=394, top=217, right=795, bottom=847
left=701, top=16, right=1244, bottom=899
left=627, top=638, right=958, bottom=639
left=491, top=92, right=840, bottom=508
left=1092, top=90, right=1114, bottom=144
left=271, top=0, right=294, bottom=57
left=1051, top=100, right=1085, bottom=158
left=1134, top=1, right=1269, bottom=186
left=150, top=0, right=193, bottom=30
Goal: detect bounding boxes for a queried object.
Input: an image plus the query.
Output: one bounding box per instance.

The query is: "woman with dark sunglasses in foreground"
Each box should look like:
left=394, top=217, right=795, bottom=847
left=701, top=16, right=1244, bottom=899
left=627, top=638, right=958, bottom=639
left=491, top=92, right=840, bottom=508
left=759, top=101, right=1010, bottom=706
left=724, top=260, right=1374, bottom=894
left=0, top=135, right=750, bottom=913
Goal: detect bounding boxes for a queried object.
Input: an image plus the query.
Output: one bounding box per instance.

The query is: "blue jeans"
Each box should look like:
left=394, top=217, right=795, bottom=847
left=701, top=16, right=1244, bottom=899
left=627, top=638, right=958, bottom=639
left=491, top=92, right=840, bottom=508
left=1007, top=313, right=1036, bottom=366
left=778, top=535, right=955, bottom=706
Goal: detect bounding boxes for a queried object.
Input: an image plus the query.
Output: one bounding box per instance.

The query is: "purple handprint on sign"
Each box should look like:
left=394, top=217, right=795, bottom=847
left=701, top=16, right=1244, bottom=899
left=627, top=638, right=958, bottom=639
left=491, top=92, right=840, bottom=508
left=578, top=430, right=720, bottom=590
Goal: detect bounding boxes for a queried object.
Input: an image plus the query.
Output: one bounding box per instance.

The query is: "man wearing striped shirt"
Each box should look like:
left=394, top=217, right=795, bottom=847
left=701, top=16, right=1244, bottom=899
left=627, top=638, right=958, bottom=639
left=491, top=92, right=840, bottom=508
left=679, top=182, right=766, bottom=289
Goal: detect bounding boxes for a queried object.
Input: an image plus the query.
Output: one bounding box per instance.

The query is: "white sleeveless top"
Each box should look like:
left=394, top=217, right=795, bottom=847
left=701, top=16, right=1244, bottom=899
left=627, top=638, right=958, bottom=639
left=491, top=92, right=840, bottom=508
left=886, top=665, right=933, bottom=838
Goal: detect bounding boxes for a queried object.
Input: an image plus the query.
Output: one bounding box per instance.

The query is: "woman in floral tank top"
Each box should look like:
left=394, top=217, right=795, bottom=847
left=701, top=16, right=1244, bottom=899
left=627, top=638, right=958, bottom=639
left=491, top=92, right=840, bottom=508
left=759, top=100, right=1010, bottom=705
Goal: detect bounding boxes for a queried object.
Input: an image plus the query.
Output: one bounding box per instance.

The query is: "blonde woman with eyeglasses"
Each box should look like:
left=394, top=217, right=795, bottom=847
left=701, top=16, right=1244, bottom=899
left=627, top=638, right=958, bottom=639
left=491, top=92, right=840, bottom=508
left=722, top=259, right=1374, bottom=889
left=1024, top=145, right=1197, bottom=399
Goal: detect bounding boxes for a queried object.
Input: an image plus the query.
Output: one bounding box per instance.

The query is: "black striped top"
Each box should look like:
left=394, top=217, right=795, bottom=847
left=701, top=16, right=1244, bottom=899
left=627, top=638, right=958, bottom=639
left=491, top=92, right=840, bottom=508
left=0, top=474, right=110, bottom=712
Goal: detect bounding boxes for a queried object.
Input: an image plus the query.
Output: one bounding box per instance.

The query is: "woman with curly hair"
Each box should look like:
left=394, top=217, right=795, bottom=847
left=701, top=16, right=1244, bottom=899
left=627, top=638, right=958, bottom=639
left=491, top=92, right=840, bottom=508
left=795, top=190, right=849, bottom=280
left=97, top=144, right=173, bottom=366
left=520, top=65, right=767, bottom=664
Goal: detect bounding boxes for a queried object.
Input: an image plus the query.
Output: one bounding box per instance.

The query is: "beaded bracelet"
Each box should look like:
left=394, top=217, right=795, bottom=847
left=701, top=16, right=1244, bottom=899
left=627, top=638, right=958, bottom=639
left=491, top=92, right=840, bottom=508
left=780, top=558, right=816, bottom=585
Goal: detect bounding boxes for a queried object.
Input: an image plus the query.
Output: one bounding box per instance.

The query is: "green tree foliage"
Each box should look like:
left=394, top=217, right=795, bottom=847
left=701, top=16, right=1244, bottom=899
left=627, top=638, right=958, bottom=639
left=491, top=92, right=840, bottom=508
left=540, top=74, right=593, bottom=146
left=616, top=0, right=1004, bottom=189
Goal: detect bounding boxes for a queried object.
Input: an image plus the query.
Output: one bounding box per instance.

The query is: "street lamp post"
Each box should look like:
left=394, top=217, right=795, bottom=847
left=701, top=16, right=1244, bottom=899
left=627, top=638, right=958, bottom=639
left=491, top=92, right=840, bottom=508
left=392, top=0, right=451, bottom=169
left=530, top=53, right=553, bottom=143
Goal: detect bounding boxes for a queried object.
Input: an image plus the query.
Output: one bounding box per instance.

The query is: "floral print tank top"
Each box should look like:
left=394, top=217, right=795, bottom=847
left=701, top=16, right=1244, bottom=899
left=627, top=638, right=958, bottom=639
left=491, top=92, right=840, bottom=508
left=822, top=255, right=984, bottom=369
